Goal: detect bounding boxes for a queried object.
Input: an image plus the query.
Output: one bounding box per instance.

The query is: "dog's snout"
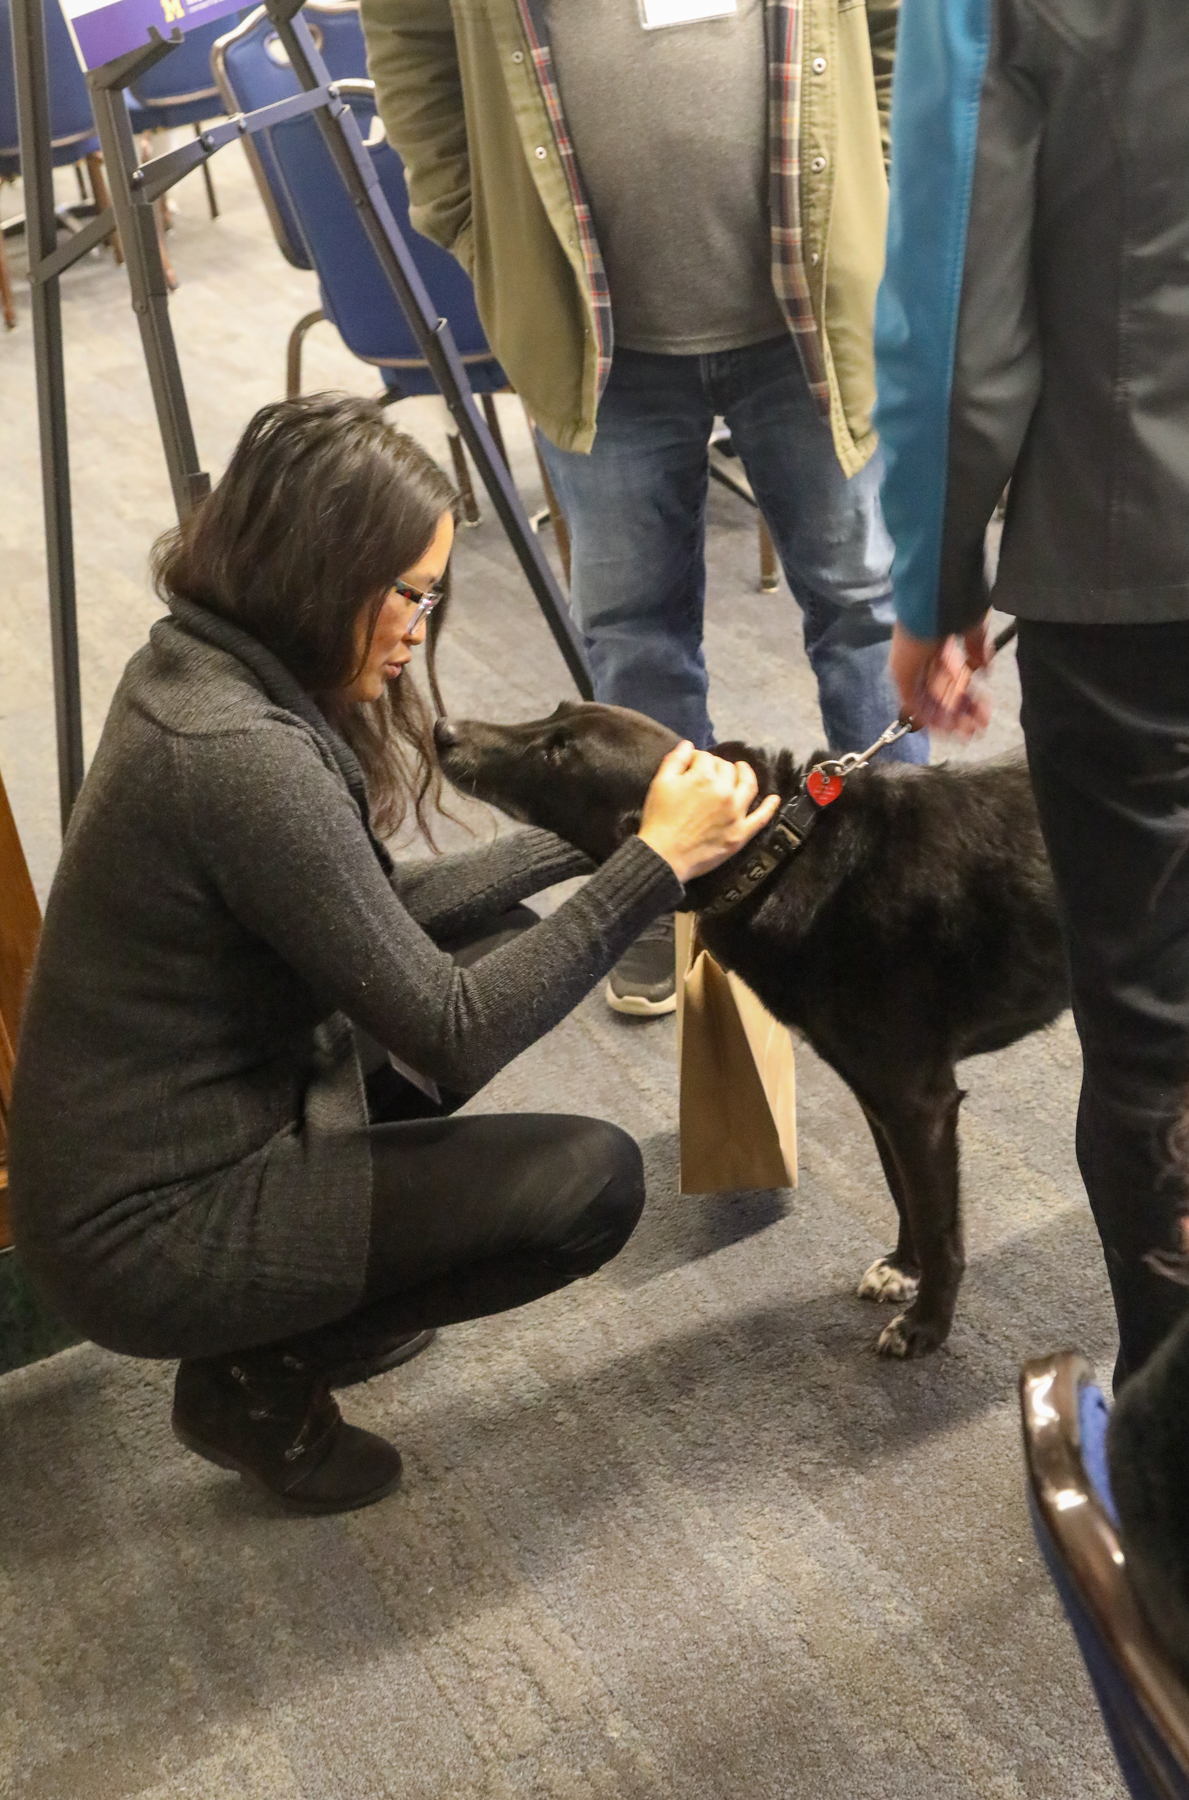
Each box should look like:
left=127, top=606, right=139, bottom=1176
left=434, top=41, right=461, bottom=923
left=433, top=717, right=459, bottom=751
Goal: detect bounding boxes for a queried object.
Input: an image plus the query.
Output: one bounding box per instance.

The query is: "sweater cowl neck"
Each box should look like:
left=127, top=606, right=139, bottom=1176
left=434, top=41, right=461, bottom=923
left=165, top=593, right=394, bottom=875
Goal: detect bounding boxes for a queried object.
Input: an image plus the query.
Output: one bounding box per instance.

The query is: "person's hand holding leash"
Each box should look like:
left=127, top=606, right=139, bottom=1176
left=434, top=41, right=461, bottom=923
left=638, top=742, right=781, bottom=884
left=889, top=618, right=994, bottom=738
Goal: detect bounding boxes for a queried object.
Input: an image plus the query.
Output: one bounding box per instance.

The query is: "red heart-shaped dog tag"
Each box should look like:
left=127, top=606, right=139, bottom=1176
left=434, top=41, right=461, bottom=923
left=806, top=768, right=844, bottom=807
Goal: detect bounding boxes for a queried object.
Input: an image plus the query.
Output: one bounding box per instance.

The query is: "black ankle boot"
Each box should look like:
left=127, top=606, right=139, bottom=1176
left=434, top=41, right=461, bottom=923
left=172, top=1348, right=402, bottom=1515
left=324, top=1325, right=436, bottom=1389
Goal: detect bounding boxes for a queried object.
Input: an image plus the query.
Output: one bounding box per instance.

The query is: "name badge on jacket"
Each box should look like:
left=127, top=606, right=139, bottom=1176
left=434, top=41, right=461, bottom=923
left=638, top=0, right=737, bottom=29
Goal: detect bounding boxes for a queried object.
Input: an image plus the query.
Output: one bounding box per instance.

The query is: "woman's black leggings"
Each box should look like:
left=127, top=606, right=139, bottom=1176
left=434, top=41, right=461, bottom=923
left=283, top=908, right=645, bottom=1359
left=357, top=1109, right=644, bottom=1326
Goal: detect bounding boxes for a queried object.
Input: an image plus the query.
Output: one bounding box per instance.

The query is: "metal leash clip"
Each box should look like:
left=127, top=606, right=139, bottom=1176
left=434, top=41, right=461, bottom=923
left=700, top=715, right=920, bottom=915
left=816, top=717, right=917, bottom=781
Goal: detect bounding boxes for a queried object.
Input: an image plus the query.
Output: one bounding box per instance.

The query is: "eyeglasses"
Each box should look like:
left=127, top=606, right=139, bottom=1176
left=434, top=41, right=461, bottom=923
left=390, top=576, right=444, bottom=635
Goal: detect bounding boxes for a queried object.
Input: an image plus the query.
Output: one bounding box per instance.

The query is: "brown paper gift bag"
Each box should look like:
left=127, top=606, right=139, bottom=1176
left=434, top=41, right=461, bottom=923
left=674, top=912, right=798, bottom=1194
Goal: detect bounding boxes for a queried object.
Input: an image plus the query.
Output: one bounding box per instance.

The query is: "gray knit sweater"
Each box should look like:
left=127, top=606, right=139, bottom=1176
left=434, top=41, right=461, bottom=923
left=8, top=599, right=681, bottom=1358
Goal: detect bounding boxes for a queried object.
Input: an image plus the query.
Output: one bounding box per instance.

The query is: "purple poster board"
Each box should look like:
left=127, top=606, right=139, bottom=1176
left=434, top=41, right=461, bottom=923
left=61, top=0, right=243, bottom=73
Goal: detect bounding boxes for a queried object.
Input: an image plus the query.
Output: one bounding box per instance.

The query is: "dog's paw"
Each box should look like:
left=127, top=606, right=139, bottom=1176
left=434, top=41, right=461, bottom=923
left=876, top=1310, right=948, bottom=1359
left=857, top=1257, right=920, bottom=1306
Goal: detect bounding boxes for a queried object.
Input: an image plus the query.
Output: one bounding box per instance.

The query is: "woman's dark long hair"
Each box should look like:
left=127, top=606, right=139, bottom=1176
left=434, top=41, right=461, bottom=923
left=151, top=393, right=459, bottom=840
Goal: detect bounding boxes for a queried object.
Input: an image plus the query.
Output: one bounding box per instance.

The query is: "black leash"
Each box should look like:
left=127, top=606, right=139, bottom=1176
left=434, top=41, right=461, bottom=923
left=697, top=618, right=1019, bottom=920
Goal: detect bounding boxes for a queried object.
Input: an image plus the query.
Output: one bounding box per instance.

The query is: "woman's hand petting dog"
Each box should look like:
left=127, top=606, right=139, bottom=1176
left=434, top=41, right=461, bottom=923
left=637, top=741, right=781, bottom=884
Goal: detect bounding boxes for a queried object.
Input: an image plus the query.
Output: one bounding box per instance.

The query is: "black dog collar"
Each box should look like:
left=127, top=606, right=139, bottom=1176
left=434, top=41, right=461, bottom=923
left=692, top=716, right=918, bottom=921
left=695, top=785, right=825, bottom=919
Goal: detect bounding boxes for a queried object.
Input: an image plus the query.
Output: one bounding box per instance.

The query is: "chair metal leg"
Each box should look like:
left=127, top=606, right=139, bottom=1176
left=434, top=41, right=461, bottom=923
left=193, top=124, right=219, bottom=220
left=137, top=135, right=178, bottom=291
left=759, top=517, right=779, bottom=592
left=154, top=196, right=178, bottom=290
left=448, top=432, right=481, bottom=526
left=708, top=429, right=780, bottom=593
left=73, top=161, right=88, bottom=203
left=0, top=217, right=16, bottom=330
left=85, top=152, right=122, bottom=264
left=285, top=308, right=325, bottom=399
left=0, top=230, right=16, bottom=329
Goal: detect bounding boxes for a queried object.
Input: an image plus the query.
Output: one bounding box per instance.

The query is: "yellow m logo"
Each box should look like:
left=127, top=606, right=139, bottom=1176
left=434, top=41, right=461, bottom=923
left=160, top=0, right=186, bottom=22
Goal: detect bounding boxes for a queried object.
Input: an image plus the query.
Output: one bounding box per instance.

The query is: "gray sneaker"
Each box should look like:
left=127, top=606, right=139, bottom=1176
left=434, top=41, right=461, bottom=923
left=606, top=913, right=677, bottom=1017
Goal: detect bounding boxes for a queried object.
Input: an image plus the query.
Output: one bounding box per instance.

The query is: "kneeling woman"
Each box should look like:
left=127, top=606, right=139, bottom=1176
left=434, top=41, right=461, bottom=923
left=9, top=395, right=776, bottom=1516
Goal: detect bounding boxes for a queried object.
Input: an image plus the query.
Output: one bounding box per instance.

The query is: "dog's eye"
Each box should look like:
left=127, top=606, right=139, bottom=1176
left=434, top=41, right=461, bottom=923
left=544, top=729, right=571, bottom=763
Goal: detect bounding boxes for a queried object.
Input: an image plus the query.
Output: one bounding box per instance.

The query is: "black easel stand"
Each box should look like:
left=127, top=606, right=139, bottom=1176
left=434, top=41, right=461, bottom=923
left=11, top=0, right=591, bottom=832
left=11, top=0, right=85, bottom=831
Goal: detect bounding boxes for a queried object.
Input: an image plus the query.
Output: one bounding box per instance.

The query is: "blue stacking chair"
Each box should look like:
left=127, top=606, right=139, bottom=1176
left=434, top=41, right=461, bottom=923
left=267, top=82, right=506, bottom=394
left=212, top=6, right=503, bottom=395
left=271, top=77, right=511, bottom=517
left=126, top=17, right=235, bottom=220
left=212, top=5, right=509, bottom=518
left=0, top=0, right=113, bottom=326
left=212, top=2, right=366, bottom=271
left=1021, top=1352, right=1189, bottom=1800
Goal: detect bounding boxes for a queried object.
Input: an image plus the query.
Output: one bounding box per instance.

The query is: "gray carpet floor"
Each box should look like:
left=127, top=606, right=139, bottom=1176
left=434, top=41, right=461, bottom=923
left=0, top=143, right=1124, bottom=1798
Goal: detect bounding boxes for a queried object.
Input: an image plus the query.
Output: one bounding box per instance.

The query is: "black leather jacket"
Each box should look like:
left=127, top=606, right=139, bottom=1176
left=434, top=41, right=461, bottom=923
left=875, top=0, right=1189, bottom=637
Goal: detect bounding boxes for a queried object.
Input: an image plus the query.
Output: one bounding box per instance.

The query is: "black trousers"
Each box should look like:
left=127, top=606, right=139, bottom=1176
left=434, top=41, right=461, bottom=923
left=279, top=909, right=645, bottom=1364
left=1018, top=620, right=1189, bottom=1384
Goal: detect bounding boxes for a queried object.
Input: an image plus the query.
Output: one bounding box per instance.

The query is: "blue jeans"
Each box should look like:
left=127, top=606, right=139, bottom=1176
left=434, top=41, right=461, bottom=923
left=536, top=335, right=927, bottom=761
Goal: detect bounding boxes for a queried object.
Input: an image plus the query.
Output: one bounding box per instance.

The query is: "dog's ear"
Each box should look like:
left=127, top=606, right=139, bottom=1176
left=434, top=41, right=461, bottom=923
left=615, top=809, right=643, bottom=845
left=712, top=739, right=749, bottom=763
left=774, top=747, right=803, bottom=794
left=714, top=741, right=778, bottom=795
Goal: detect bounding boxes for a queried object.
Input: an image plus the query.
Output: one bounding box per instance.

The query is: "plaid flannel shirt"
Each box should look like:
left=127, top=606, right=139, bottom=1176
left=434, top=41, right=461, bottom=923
left=512, top=0, right=829, bottom=415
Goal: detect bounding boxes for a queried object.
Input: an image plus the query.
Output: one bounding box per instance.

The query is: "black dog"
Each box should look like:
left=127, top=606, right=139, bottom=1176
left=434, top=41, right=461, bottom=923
left=435, top=702, right=1068, bottom=1358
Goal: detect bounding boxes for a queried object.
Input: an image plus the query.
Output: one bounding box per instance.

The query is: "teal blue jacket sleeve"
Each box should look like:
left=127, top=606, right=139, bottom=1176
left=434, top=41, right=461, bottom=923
left=875, top=0, right=1044, bottom=639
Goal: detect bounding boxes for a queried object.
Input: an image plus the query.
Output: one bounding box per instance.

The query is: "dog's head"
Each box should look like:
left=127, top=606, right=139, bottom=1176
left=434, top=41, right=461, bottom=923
left=434, top=701, right=680, bottom=862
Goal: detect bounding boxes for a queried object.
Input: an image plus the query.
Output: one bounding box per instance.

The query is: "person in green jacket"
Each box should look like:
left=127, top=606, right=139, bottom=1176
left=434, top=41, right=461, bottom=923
left=362, top=0, right=926, bottom=1014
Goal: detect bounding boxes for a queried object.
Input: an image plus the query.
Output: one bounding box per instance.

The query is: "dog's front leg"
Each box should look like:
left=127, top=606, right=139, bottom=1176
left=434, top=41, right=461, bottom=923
left=856, top=1104, right=921, bottom=1307
left=869, top=1083, right=967, bottom=1359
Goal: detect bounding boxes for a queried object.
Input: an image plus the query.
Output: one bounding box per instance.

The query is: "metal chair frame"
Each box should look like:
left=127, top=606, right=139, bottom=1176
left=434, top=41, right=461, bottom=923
left=11, top=0, right=591, bottom=833
left=1021, top=1351, right=1189, bottom=1797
